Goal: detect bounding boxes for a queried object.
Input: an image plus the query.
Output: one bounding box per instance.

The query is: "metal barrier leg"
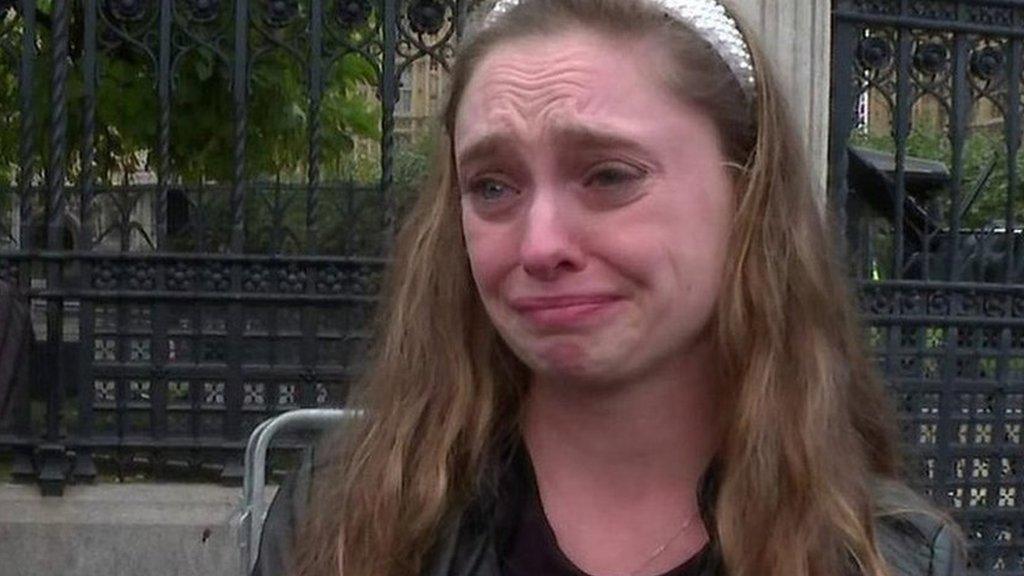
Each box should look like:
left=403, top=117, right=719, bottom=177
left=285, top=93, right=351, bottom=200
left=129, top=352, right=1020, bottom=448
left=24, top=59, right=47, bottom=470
left=239, top=408, right=361, bottom=576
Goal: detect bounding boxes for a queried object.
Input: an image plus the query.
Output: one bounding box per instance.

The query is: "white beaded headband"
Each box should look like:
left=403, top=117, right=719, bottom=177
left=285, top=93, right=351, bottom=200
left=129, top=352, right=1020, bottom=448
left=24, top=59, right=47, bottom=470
left=481, top=0, right=757, bottom=101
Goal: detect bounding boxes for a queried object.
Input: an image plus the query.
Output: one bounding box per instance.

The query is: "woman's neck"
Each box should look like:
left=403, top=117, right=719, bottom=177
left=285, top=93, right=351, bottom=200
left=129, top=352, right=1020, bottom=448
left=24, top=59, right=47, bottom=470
left=520, top=350, right=722, bottom=575
left=523, top=353, right=722, bottom=484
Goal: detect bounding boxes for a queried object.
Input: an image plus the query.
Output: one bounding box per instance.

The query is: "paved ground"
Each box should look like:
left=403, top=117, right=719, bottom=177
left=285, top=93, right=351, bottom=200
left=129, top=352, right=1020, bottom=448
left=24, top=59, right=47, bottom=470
left=0, top=482, right=275, bottom=576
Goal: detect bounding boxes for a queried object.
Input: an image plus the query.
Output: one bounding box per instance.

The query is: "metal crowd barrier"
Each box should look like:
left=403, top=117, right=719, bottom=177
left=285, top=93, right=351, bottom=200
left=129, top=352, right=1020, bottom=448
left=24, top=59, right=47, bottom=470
left=239, top=408, right=362, bottom=576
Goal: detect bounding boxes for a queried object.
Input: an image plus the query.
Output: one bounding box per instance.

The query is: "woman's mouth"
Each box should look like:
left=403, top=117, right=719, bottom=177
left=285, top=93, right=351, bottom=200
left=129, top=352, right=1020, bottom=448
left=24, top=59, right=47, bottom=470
left=509, top=295, right=622, bottom=329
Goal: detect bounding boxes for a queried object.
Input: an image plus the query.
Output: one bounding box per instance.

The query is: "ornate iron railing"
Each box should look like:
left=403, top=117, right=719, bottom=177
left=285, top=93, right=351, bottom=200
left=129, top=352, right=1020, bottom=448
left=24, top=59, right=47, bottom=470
left=0, top=0, right=467, bottom=493
left=1, top=0, right=1020, bottom=572
left=832, top=1, right=1024, bottom=572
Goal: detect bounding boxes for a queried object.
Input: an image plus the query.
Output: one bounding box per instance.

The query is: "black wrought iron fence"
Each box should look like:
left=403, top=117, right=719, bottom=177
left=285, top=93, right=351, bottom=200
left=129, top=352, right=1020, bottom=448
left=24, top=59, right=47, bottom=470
left=831, top=1, right=1024, bottom=573
left=0, top=0, right=468, bottom=493
left=2, top=0, right=1021, bottom=571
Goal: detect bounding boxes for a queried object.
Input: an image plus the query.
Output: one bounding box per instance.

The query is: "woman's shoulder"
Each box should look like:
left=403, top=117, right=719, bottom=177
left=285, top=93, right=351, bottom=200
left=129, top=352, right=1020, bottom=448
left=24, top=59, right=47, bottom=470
left=869, top=476, right=969, bottom=576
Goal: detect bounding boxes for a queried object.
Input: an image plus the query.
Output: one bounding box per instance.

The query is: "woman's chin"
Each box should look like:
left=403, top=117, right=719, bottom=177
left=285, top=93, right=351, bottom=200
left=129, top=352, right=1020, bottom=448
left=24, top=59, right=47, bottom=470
left=526, top=346, right=633, bottom=386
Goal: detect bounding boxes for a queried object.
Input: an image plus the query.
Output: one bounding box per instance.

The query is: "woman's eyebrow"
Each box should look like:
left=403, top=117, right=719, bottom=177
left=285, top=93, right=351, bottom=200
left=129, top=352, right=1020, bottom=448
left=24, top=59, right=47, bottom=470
left=460, top=125, right=645, bottom=158
left=455, top=124, right=654, bottom=173
left=456, top=134, right=516, bottom=170
left=550, top=124, right=646, bottom=153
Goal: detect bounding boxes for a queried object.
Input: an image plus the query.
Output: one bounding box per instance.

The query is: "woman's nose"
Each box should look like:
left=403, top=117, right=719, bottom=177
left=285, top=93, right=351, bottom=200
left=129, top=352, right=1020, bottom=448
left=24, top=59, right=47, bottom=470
left=519, top=194, right=584, bottom=280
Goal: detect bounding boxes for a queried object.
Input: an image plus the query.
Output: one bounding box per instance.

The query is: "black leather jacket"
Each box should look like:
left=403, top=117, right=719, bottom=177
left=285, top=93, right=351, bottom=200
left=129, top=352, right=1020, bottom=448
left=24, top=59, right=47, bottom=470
left=253, top=448, right=968, bottom=576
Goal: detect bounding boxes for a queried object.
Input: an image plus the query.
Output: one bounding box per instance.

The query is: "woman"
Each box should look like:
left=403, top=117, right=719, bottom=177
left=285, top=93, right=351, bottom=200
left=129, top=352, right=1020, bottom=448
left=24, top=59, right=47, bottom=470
left=255, top=0, right=969, bottom=574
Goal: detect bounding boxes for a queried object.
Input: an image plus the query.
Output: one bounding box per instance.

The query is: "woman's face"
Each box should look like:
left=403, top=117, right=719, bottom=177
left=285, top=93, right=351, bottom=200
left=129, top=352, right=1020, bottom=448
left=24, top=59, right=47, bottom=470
left=455, top=29, right=735, bottom=384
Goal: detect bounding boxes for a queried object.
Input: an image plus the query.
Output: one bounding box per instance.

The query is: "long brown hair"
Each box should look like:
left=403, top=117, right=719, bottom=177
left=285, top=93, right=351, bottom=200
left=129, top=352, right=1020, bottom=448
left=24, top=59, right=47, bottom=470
left=292, top=1, right=959, bottom=575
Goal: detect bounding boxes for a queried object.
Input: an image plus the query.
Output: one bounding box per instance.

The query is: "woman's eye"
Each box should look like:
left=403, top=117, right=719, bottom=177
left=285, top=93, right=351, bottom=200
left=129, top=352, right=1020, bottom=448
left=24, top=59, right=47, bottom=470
left=479, top=180, right=509, bottom=199
left=468, top=178, right=514, bottom=201
left=583, top=164, right=646, bottom=191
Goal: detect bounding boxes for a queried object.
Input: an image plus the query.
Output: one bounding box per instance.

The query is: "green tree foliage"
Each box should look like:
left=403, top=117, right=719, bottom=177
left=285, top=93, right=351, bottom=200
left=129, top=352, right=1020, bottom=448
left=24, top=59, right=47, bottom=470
left=0, top=1, right=449, bottom=255
left=0, top=1, right=382, bottom=186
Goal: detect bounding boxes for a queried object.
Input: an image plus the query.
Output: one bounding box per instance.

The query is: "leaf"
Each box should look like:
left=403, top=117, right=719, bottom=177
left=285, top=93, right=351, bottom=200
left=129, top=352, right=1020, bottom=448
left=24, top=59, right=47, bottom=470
left=194, top=54, right=213, bottom=82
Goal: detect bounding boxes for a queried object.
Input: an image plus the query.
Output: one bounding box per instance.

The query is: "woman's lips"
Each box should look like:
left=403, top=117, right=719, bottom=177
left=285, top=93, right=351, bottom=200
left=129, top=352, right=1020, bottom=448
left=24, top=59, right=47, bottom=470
left=509, top=295, right=621, bottom=328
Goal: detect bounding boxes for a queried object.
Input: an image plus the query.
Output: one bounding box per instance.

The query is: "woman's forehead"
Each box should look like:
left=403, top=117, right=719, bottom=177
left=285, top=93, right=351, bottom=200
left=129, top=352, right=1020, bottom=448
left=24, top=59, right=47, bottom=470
left=453, top=31, right=686, bottom=158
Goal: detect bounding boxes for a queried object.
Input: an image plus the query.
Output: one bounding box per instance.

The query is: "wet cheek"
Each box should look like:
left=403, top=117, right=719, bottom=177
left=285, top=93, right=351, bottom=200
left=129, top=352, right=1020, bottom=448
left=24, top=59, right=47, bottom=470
left=592, top=233, right=658, bottom=288
left=463, top=227, right=510, bottom=297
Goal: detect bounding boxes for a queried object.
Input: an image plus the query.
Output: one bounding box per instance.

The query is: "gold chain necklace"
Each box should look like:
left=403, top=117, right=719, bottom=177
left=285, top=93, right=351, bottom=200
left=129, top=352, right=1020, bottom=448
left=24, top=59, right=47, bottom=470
left=537, top=485, right=705, bottom=576
left=626, top=509, right=703, bottom=576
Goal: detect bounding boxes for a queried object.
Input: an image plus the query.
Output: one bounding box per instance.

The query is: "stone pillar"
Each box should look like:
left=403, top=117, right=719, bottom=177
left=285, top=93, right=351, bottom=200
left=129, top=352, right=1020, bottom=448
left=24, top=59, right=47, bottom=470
left=729, top=0, right=831, bottom=202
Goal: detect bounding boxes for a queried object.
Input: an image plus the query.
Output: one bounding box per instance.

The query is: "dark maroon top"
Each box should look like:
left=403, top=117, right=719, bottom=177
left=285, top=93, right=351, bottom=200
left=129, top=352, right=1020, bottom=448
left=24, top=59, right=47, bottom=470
left=497, top=444, right=713, bottom=576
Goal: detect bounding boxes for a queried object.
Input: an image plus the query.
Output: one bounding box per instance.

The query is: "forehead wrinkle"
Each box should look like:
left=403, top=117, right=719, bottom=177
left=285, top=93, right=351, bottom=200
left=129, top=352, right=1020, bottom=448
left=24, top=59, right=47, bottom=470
left=480, top=66, right=594, bottom=91
left=485, top=91, right=592, bottom=126
left=481, top=72, right=592, bottom=112
left=480, top=45, right=600, bottom=82
left=456, top=33, right=664, bottom=160
left=473, top=95, right=599, bottom=160
left=477, top=70, right=604, bottom=143
left=479, top=49, right=600, bottom=102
